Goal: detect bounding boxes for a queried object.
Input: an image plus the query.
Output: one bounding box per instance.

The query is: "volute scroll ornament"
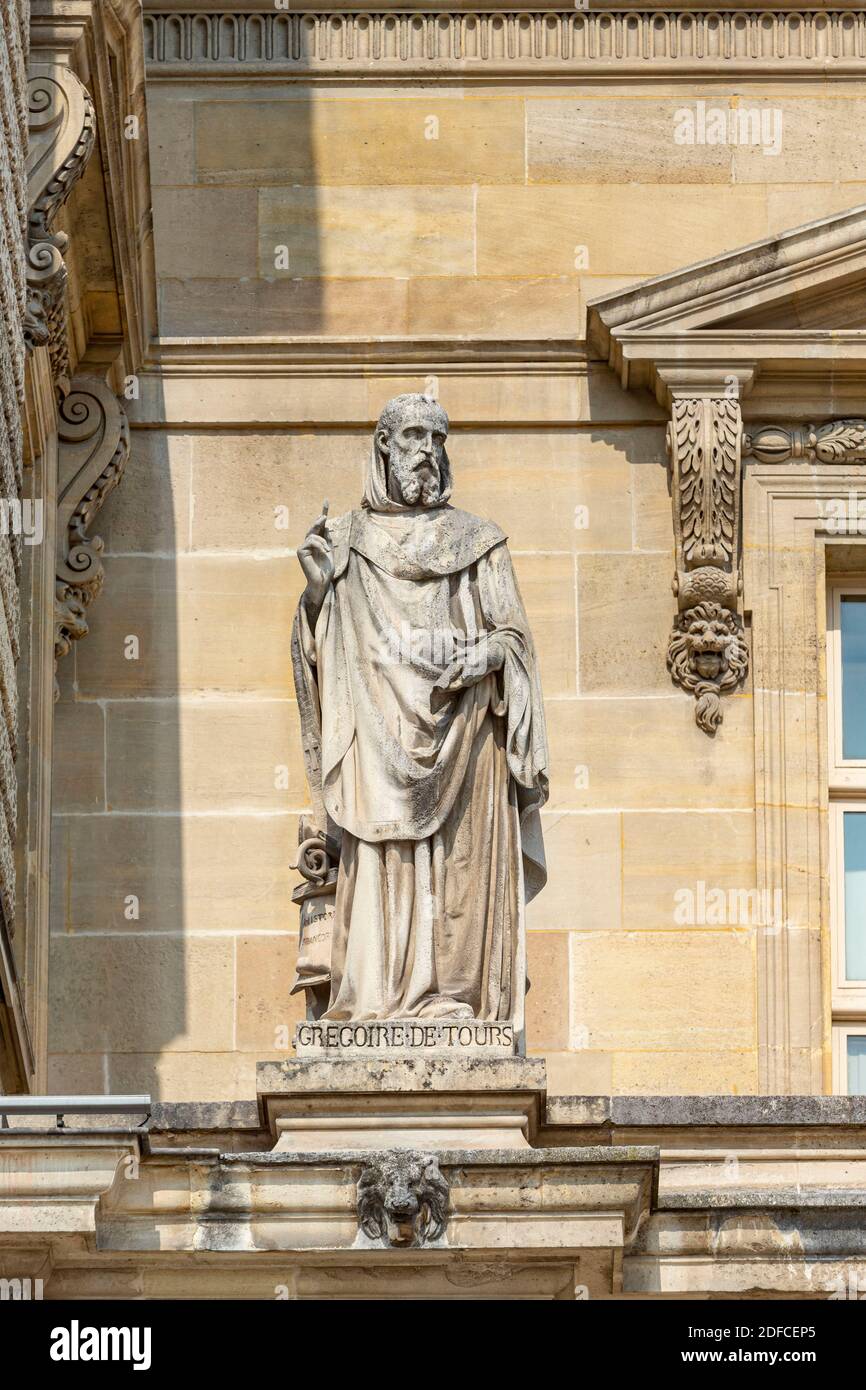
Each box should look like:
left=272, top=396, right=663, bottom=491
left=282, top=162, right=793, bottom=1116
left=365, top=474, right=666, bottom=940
left=54, top=378, right=129, bottom=694
left=24, top=66, right=96, bottom=394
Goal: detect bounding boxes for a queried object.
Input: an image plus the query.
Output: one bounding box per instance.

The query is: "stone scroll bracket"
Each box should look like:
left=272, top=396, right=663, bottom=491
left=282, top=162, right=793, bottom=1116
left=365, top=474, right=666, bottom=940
left=24, top=64, right=96, bottom=396
left=54, top=376, right=129, bottom=696
left=657, top=367, right=756, bottom=735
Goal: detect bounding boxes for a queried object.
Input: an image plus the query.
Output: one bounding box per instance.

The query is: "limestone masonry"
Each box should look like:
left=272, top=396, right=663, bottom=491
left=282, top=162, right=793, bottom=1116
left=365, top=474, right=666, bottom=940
left=4, top=0, right=866, bottom=1301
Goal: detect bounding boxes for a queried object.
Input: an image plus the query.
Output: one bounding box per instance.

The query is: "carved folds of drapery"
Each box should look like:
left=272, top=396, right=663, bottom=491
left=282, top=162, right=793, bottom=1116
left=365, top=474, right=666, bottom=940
left=665, top=388, right=750, bottom=734
left=24, top=65, right=96, bottom=394
left=54, top=377, right=128, bottom=691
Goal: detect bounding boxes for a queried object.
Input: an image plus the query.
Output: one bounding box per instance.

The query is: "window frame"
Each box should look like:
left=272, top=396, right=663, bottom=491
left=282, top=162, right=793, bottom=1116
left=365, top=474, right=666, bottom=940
left=827, top=583, right=866, bottom=1092
left=828, top=585, right=866, bottom=783
left=832, top=1023, right=866, bottom=1096
left=829, top=803, right=866, bottom=1011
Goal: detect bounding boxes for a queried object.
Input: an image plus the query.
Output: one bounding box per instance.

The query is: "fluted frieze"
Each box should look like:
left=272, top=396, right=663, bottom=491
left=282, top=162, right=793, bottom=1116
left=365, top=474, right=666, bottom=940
left=144, top=9, right=866, bottom=74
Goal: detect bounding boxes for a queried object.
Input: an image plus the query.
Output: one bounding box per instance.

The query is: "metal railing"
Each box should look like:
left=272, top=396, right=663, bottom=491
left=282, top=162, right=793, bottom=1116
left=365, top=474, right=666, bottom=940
left=0, top=1095, right=151, bottom=1128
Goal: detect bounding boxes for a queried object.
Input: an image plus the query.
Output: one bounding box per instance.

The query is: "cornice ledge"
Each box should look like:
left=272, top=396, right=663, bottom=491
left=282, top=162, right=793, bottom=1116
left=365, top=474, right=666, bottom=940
left=143, top=334, right=589, bottom=374
left=0, top=1135, right=139, bottom=1236
left=587, top=203, right=866, bottom=360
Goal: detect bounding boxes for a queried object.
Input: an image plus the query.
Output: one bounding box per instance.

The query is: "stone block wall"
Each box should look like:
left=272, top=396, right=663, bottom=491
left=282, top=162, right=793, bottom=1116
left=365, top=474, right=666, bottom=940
left=50, top=17, right=864, bottom=1097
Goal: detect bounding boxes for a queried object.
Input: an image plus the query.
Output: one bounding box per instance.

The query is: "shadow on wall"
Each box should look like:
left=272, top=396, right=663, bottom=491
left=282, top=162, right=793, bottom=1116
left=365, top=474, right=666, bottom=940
left=47, top=394, right=185, bottom=1102
left=47, top=38, right=322, bottom=1098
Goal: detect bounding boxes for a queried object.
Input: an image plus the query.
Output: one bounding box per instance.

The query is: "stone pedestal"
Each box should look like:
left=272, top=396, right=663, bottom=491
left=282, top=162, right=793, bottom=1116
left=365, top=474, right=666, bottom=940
left=259, top=1056, right=543, bottom=1151
left=250, top=1055, right=658, bottom=1292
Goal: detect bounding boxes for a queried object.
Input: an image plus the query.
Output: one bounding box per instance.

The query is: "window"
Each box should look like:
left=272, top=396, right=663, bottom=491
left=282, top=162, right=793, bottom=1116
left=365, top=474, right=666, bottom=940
left=828, top=587, right=866, bottom=1091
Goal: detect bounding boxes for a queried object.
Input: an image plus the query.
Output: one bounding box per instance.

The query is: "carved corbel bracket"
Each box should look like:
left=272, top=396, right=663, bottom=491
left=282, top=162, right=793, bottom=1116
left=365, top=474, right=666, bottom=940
left=24, top=66, right=96, bottom=395
left=659, top=369, right=755, bottom=734
left=55, top=378, right=129, bottom=693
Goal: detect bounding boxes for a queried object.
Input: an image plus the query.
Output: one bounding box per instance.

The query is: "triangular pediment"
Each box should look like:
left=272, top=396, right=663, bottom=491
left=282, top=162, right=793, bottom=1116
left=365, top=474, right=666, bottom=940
left=586, top=204, right=866, bottom=404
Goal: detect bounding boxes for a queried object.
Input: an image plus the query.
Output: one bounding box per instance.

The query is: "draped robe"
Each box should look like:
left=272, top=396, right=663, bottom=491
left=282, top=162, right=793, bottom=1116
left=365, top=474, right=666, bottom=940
left=293, top=456, right=548, bottom=1046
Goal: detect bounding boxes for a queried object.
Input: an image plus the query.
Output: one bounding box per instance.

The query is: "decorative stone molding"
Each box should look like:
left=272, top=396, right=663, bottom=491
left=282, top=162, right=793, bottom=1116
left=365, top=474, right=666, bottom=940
left=24, top=65, right=96, bottom=394
left=55, top=378, right=129, bottom=688
left=143, top=9, right=866, bottom=75
left=356, top=1150, right=449, bottom=1248
left=744, top=419, right=866, bottom=465
left=662, top=376, right=752, bottom=733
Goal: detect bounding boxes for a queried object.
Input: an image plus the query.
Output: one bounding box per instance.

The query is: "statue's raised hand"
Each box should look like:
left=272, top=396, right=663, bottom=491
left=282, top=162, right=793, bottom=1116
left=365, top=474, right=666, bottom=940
left=299, top=500, right=334, bottom=618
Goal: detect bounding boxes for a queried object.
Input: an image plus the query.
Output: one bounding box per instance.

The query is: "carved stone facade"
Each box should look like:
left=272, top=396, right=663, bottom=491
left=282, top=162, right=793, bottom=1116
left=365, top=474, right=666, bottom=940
left=143, top=8, right=866, bottom=73
left=24, top=67, right=95, bottom=388
left=0, top=0, right=152, bottom=1091
left=6, top=0, right=866, bottom=1303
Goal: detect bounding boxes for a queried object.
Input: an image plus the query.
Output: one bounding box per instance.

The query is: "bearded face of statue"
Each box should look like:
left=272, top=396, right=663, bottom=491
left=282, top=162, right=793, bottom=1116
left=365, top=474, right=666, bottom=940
left=378, top=401, right=448, bottom=507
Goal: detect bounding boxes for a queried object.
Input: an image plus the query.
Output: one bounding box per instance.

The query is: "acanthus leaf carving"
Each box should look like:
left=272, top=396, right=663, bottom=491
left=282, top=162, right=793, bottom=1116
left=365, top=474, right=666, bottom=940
left=744, top=420, right=866, bottom=465
left=54, top=378, right=129, bottom=694
left=24, top=67, right=96, bottom=395
left=673, top=396, right=741, bottom=572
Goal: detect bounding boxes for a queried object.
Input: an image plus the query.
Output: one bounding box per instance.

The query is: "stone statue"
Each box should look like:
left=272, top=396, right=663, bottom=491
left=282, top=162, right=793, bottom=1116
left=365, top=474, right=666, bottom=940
left=290, top=394, right=548, bottom=1050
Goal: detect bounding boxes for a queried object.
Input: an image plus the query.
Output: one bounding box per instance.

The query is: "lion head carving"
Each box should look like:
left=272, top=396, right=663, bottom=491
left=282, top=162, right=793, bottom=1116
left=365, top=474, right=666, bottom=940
left=667, top=600, right=749, bottom=734
left=356, top=1151, right=449, bottom=1248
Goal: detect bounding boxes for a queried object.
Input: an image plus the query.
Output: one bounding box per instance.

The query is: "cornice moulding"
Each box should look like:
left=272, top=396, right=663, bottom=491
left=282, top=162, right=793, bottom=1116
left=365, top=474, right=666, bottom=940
left=588, top=204, right=866, bottom=344
left=143, top=7, right=866, bottom=77
left=143, top=335, right=589, bottom=374
left=142, top=1, right=866, bottom=13
left=613, top=333, right=866, bottom=398
left=587, top=203, right=866, bottom=398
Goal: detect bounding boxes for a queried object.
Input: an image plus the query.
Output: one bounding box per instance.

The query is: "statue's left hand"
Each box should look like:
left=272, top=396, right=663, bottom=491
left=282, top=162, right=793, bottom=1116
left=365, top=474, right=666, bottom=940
left=433, top=634, right=507, bottom=693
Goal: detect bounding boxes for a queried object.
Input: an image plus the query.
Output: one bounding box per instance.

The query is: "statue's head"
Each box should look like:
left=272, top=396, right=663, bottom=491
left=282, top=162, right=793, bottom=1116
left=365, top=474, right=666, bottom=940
left=371, top=394, right=451, bottom=509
